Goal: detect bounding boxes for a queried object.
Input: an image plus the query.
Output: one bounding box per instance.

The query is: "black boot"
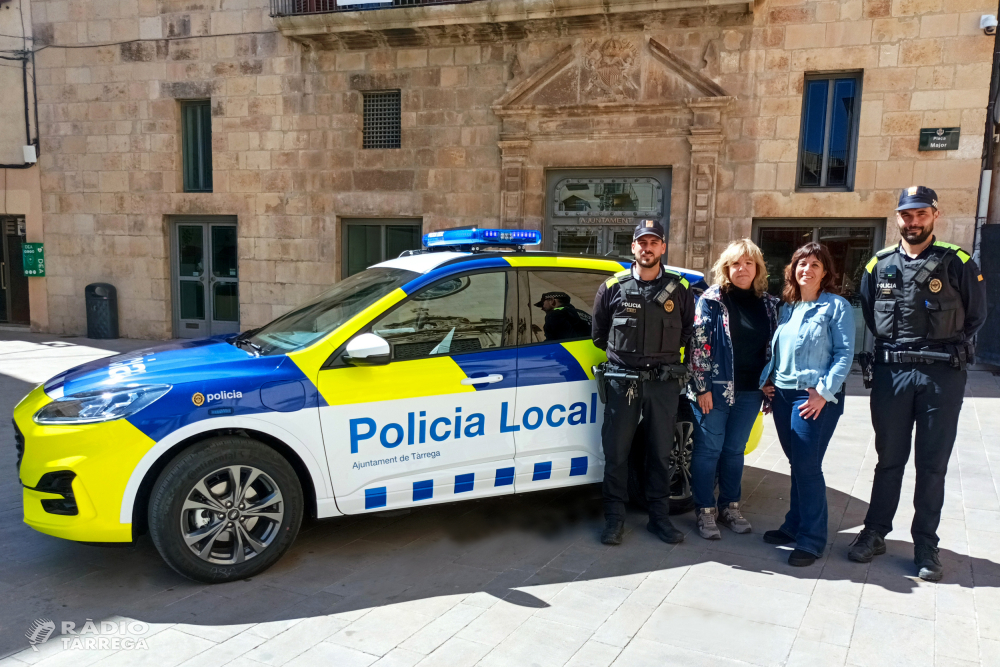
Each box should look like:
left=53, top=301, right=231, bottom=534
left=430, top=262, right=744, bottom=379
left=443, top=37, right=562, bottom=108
left=763, top=529, right=794, bottom=545
left=848, top=528, right=886, bottom=563
left=788, top=548, right=817, bottom=567
left=601, top=517, right=625, bottom=545
left=915, top=544, right=943, bottom=582
left=647, top=517, right=684, bottom=544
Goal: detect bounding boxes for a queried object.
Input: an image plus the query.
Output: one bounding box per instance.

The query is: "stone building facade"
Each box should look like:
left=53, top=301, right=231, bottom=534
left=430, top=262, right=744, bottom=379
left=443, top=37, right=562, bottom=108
left=25, top=0, right=995, bottom=338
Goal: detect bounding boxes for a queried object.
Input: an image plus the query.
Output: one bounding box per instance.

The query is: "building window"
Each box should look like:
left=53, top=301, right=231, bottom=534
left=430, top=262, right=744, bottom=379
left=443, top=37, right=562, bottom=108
left=362, top=90, right=402, bottom=149
left=181, top=100, right=213, bottom=193
left=797, top=73, right=862, bottom=191
left=343, top=219, right=421, bottom=277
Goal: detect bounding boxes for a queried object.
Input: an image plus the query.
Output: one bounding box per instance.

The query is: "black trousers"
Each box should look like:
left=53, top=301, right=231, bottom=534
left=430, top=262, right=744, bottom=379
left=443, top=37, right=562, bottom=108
left=601, top=377, right=681, bottom=522
left=865, top=362, right=967, bottom=547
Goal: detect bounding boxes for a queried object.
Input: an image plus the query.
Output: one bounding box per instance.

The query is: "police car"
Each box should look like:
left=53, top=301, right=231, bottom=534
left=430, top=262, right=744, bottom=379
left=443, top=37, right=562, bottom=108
left=15, top=229, right=762, bottom=583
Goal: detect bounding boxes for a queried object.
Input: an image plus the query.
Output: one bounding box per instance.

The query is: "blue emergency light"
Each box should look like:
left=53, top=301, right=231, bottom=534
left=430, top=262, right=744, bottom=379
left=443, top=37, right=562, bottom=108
left=422, top=228, right=542, bottom=250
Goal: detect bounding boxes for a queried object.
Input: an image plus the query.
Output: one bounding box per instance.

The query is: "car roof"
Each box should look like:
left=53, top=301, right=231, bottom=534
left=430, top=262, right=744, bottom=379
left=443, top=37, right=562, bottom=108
left=375, top=250, right=707, bottom=286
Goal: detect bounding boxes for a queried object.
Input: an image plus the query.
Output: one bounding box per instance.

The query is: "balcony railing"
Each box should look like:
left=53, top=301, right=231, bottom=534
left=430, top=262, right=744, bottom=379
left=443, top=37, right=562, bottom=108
left=270, top=0, right=480, bottom=17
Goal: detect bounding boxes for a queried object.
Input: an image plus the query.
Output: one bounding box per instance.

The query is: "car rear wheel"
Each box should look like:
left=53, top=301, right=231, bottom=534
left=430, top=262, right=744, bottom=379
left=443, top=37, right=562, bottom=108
left=148, top=436, right=303, bottom=583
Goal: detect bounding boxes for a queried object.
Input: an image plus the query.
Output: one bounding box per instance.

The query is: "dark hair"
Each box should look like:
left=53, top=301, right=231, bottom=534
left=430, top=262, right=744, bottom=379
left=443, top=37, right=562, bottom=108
left=782, top=242, right=839, bottom=304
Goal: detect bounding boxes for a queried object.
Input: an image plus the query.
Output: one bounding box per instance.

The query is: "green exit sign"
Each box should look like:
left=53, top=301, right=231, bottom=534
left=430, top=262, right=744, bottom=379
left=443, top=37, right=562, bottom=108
left=22, top=243, right=44, bottom=277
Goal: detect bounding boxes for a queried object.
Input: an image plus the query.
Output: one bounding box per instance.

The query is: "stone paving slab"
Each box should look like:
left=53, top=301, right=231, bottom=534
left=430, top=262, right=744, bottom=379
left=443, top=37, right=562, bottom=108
left=0, top=332, right=998, bottom=666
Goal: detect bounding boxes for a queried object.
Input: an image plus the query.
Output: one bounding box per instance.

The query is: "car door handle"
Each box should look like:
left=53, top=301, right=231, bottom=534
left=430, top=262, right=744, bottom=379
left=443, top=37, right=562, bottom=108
left=461, top=374, right=503, bottom=385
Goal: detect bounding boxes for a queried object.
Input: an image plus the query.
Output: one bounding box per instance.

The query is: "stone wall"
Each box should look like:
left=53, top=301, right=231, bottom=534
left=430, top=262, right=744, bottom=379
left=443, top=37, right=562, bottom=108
left=26, top=0, right=995, bottom=338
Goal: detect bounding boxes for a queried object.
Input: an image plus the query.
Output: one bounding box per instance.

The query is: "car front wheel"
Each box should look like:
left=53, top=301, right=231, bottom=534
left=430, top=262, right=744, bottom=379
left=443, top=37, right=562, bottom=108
left=148, top=436, right=303, bottom=583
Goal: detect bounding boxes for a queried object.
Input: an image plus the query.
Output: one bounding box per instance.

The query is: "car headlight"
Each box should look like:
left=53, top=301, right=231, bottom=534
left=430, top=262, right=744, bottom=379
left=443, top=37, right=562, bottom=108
left=33, top=385, right=172, bottom=425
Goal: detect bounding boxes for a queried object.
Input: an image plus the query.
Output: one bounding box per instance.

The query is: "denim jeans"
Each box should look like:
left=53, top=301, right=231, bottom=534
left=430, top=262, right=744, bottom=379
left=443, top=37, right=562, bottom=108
left=691, top=390, right=764, bottom=511
left=772, top=386, right=845, bottom=557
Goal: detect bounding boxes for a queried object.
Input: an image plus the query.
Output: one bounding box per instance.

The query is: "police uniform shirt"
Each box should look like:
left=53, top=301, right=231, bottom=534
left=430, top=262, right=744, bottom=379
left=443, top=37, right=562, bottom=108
left=592, top=264, right=695, bottom=368
left=860, top=238, right=986, bottom=351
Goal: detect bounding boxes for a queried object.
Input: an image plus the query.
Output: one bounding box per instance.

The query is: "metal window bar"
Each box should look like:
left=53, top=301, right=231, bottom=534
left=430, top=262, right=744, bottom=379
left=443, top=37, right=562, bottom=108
left=182, top=101, right=213, bottom=193
left=270, top=0, right=483, bottom=17
left=363, top=90, right=402, bottom=150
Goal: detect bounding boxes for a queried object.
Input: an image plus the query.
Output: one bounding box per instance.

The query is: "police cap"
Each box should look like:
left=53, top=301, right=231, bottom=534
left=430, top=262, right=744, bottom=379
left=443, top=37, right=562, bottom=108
left=534, top=291, right=571, bottom=307
left=896, top=185, right=939, bottom=211
left=633, top=219, right=665, bottom=241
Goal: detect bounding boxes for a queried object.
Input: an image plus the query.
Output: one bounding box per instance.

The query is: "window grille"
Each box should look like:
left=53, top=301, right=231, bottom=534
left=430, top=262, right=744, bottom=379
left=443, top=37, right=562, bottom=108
left=362, top=90, right=402, bottom=150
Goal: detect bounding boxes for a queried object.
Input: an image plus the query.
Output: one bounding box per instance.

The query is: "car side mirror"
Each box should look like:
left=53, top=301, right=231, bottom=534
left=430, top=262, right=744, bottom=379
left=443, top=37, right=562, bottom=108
left=343, top=333, right=391, bottom=366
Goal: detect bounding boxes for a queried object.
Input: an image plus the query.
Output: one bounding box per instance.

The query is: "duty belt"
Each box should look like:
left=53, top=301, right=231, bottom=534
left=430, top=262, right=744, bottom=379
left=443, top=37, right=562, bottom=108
left=603, top=362, right=687, bottom=382
left=875, top=349, right=956, bottom=365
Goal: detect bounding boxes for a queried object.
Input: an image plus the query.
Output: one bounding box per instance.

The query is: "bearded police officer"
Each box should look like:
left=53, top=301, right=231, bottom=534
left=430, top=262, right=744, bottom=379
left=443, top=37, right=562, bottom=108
left=849, top=186, right=986, bottom=581
left=592, top=220, right=695, bottom=546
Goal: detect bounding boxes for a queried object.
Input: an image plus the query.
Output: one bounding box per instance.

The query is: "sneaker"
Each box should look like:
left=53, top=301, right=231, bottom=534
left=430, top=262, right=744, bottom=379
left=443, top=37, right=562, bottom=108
left=696, top=508, right=722, bottom=540
left=601, top=517, right=625, bottom=546
left=848, top=528, right=886, bottom=563
left=718, top=502, right=752, bottom=534
left=763, top=529, right=794, bottom=545
left=647, top=518, right=684, bottom=544
left=915, top=544, right=943, bottom=582
left=788, top=548, right=818, bottom=567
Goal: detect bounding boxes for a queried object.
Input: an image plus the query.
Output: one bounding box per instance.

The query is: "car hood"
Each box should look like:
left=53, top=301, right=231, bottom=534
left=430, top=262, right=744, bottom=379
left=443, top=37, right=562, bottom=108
left=43, top=336, right=292, bottom=398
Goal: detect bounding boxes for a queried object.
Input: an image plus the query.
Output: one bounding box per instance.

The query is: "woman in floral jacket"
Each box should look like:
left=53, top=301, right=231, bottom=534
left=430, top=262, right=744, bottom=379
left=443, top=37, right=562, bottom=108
left=688, top=239, right=779, bottom=540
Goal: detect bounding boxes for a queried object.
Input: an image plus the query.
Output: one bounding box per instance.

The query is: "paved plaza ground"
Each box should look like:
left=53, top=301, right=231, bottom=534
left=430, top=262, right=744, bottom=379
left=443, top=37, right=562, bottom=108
left=0, top=331, right=998, bottom=666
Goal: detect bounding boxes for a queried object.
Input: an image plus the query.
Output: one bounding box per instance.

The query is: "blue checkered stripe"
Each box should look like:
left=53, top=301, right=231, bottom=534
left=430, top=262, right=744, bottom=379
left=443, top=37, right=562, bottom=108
left=363, top=456, right=590, bottom=509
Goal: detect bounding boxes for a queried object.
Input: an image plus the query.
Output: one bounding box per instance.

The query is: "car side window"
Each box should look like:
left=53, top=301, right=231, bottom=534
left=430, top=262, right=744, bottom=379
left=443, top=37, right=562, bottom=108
left=526, top=270, right=605, bottom=344
left=371, top=271, right=508, bottom=360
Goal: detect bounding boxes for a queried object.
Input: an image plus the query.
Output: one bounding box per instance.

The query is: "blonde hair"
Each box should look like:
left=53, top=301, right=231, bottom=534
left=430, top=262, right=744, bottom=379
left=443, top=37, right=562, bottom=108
left=711, top=238, right=769, bottom=297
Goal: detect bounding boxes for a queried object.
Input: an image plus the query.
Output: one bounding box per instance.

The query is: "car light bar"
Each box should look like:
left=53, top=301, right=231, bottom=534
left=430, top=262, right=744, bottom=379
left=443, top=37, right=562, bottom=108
left=423, top=228, right=542, bottom=250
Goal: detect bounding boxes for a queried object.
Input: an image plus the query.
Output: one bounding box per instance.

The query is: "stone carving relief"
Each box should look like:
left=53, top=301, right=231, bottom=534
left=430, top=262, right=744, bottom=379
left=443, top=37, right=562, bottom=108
left=583, top=38, right=640, bottom=101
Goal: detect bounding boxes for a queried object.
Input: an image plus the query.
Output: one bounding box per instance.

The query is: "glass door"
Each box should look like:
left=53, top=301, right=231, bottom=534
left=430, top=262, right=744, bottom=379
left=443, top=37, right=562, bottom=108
left=756, top=221, right=882, bottom=351
left=551, top=225, right=635, bottom=258
left=174, top=221, right=239, bottom=338
left=0, top=218, right=30, bottom=324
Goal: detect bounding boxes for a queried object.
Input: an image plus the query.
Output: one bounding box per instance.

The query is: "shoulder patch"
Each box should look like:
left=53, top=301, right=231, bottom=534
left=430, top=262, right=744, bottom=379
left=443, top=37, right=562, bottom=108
left=605, top=276, right=619, bottom=288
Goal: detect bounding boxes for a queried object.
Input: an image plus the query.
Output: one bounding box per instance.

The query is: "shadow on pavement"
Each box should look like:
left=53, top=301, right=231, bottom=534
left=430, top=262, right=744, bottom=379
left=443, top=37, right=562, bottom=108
left=1, top=463, right=998, bottom=657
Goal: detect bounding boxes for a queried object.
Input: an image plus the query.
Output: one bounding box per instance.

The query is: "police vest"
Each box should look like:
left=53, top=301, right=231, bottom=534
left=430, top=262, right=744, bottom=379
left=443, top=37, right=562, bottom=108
left=867, top=241, right=968, bottom=346
left=606, top=268, right=687, bottom=366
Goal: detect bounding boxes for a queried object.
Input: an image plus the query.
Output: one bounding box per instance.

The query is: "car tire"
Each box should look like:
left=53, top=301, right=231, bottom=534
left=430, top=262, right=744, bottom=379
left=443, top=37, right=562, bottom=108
left=148, top=436, right=303, bottom=584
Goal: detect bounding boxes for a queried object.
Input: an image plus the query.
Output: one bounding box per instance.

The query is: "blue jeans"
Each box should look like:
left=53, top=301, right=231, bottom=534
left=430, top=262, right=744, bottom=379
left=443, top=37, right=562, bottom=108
left=691, top=390, right=764, bottom=511
left=772, top=386, right=845, bottom=557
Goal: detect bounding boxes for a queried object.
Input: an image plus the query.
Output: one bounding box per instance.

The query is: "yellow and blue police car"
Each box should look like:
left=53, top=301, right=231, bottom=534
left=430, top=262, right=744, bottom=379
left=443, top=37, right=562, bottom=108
left=15, top=229, right=761, bottom=582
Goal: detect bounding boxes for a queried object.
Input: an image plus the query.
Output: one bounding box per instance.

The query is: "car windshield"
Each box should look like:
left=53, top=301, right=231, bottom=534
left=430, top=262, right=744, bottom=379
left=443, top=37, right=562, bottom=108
left=245, top=267, right=417, bottom=355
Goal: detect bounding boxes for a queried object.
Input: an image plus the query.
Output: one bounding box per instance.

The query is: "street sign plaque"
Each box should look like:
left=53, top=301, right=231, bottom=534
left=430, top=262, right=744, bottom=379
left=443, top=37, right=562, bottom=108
left=22, top=243, right=45, bottom=277
left=919, top=127, right=960, bottom=151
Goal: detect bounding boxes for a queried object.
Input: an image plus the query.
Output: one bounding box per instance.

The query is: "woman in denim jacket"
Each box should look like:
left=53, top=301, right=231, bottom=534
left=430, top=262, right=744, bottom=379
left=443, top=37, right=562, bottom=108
left=759, top=242, right=855, bottom=567
left=688, top=239, right=780, bottom=540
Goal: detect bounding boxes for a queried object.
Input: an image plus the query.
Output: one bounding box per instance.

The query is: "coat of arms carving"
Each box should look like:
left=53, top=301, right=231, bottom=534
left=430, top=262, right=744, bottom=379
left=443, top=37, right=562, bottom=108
left=583, top=38, right=640, bottom=100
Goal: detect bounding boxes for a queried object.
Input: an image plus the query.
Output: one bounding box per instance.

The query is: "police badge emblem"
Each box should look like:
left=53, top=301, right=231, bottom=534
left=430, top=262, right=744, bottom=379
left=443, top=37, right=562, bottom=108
left=929, top=278, right=942, bottom=293
left=664, top=300, right=675, bottom=313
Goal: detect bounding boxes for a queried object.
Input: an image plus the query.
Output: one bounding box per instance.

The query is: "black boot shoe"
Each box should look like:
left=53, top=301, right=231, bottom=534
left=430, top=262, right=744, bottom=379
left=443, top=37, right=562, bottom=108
left=788, top=549, right=818, bottom=567
left=763, top=529, right=794, bottom=545
left=848, top=528, right=886, bottom=563
left=647, top=518, right=684, bottom=544
left=601, top=517, right=625, bottom=545
left=915, top=544, right=943, bottom=582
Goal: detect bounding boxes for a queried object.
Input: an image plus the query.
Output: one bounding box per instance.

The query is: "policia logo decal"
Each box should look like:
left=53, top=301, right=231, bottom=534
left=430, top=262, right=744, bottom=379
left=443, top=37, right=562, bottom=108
left=664, top=300, right=675, bottom=313
left=191, top=392, right=205, bottom=407
left=929, top=278, right=942, bottom=293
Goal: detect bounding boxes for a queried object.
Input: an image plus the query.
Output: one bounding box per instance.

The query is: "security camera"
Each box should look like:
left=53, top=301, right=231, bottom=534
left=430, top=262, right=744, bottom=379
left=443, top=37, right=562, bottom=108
left=981, top=15, right=998, bottom=35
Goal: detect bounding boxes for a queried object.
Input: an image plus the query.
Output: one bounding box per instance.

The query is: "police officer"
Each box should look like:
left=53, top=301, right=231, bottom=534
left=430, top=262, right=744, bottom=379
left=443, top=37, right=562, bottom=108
left=592, top=220, right=695, bottom=545
left=849, top=186, right=986, bottom=581
left=534, top=292, right=592, bottom=341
